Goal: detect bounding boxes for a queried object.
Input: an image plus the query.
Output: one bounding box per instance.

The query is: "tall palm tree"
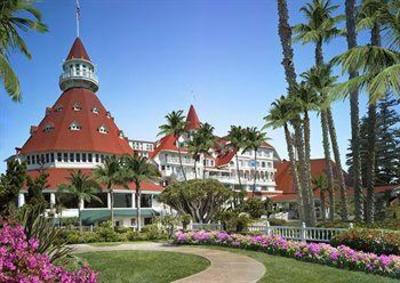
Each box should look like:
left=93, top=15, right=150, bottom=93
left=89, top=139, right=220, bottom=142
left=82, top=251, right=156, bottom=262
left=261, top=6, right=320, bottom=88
left=345, top=0, right=363, bottom=222
left=197, top=123, right=215, bottom=178
left=312, top=174, right=328, bottom=222
left=294, top=0, right=346, bottom=221
left=58, top=170, right=102, bottom=231
left=187, top=132, right=202, bottom=179
left=227, top=126, right=247, bottom=190
left=123, top=154, right=160, bottom=231
left=265, top=96, right=304, bottom=221
left=277, top=0, right=316, bottom=225
left=94, top=156, right=125, bottom=229
left=159, top=110, right=187, bottom=181
left=0, top=0, right=47, bottom=101
left=242, top=127, right=267, bottom=194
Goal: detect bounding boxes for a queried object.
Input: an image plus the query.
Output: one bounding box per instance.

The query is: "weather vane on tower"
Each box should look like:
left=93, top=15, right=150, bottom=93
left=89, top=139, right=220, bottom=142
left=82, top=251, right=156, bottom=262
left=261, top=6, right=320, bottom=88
left=76, top=0, right=80, bottom=37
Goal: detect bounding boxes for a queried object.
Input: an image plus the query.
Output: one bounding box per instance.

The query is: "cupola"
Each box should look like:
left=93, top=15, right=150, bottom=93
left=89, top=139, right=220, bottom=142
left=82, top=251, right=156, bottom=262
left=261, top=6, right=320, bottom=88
left=59, top=37, right=99, bottom=93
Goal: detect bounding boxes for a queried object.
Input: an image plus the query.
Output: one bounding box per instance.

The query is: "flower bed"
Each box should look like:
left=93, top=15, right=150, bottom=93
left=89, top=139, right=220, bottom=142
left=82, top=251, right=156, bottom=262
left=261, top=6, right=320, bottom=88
left=174, top=230, right=400, bottom=279
left=0, top=223, right=97, bottom=282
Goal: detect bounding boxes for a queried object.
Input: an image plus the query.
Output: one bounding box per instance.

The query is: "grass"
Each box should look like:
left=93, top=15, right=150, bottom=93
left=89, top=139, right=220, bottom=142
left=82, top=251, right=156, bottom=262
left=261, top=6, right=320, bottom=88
left=212, top=246, right=398, bottom=283
left=76, top=250, right=210, bottom=283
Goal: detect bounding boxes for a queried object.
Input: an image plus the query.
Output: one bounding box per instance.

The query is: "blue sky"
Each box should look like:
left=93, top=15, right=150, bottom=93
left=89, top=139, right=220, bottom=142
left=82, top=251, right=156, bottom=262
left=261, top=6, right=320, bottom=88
left=0, top=0, right=378, bottom=172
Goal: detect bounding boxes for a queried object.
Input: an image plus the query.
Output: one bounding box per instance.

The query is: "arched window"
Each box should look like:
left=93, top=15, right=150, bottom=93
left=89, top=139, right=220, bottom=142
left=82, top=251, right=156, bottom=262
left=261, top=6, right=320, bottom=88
left=72, top=102, right=82, bottom=112
left=55, top=105, right=63, bottom=112
left=98, top=125, right=108, bottom=134
left=69, top=121, right=81, bottom=131
left=92, top=107, right=99, bottom=114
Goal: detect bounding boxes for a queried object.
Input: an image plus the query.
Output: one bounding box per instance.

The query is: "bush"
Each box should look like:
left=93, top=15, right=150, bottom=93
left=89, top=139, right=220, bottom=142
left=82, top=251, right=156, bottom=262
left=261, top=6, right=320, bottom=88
left=94, top=221, right=120, bottom=242
left=331, top=228, right=400, bottom=256
left=267, top=218, right=288, bottom=226
left=141, top=224, right=167, bottom=240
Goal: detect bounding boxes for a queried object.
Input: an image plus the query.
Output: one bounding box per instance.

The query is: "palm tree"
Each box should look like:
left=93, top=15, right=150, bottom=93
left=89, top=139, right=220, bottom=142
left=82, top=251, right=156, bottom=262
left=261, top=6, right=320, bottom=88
left=242, top=127, right=267, bottom=195
left=294, top=0, right=347, bottom=221
left=123, top=154, right=160, bottom=231
left=265, top=96, right=304, bottom=221
left=159, top=110, right=187, bottom=181
left=277, top=0, right=316, bottom=226
left=227, top=126, right=247, bottom=190
left=345, top=0, right=363, bottom=222
left=197, top=123, right=215, bottom=178
left=0, top=0, right=47, bottom=101
left=312, top=174, right=328, bottom=222
left=58, top=170, right=102, bottom=231
left=187, top=132, right=202, bottom=179
left=94, top=156, right=125, bottom=229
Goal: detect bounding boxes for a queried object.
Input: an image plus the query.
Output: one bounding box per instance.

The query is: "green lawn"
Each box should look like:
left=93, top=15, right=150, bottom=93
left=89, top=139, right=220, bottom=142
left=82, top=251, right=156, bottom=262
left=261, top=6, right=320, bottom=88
left=218, top=247, right=398, bottom=283
left=77, top=250, right=210, bottom=283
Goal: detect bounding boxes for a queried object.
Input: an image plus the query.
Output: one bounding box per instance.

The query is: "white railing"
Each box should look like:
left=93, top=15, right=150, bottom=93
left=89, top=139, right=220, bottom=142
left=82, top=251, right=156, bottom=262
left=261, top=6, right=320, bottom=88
left=190, top=222, right=350, bottom=243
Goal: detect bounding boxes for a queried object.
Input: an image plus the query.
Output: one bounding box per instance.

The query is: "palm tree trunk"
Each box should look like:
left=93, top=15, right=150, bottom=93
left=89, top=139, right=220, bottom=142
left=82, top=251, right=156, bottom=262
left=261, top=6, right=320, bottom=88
left=293, top=122, right=315, bottom=225
left=327, top=108, right=349, bottom=221
left=253, top=149, right=257, bottom=195
left=303, top=111, right=314, bottom=220
left=177, top=146, right=187, bottom=181
left=78, top=207, right=82, bottom=232
left=320, top=190, right=326, bottom=222
left=110, top=189, right=114, bottom=229
left=365, top=23, right=381, bottom=224
left=284, top=124, right=304, bottom=221
left=194, top=158, right=198, bottom=179
left=345, top=0, right=362, bottom=221
left=136, top=186, right=142, bottom=231
left=235, top=154, right=242, bottom=190
left=315, top=40, right=323, bottom=66
left=321, top=111, right=335, bottom=221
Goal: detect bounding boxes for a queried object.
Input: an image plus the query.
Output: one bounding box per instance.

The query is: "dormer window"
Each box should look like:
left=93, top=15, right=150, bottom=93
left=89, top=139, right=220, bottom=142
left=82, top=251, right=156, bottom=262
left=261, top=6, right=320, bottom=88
left=106, top=111, right=112, bottom=119
left=92, top=107, right=99, bottom=114
left=119, top=130, right=124, bottom=139
left=43, top=123, right=54, bottom=133
left=98, top=125, right=108, bottom=134
left=72, top=103, right=82, bottom=112
left=69, top=121, right=81, bottom=131
left=55, top=105, right=63, bottom=112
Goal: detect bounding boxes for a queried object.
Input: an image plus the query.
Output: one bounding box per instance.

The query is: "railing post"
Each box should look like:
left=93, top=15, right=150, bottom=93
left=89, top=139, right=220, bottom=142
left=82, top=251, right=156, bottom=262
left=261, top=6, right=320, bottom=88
left=266, top=220, right=271, bottom=236
left=90, top=225, right=93, bottom=232
left=188, top=220, right=193, bottom=231
left=300, top=222, right=306, bottom=242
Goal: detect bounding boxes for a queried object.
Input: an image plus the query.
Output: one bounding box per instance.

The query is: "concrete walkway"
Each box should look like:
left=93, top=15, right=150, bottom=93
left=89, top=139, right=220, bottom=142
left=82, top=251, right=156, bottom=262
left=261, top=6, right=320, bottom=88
left=71, top=242, right=265, bottom=283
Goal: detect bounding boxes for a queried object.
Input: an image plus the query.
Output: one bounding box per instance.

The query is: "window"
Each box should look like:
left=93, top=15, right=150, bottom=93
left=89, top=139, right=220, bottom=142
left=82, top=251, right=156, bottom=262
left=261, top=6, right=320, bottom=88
left=40, top=154, right=45, bottom=164
left=69, top=153, right=74, bottom=162
left=76, top=153, right=81, bottom=162
left=84, top=193, right=107, bottom=208
left=140, top=194, right=152, bottom=208
left=43, top=123, right=54, bottom=133
left=161, top=165, right=166, bottom=170
left=95, top=154, right=99, bottom=163
left=92, top=107, right=99, bottom=114
left=57, top=153, right=62, bottom=162
left=114, top=193, right=132, bottom=208
left=72, top=103, right=82, bottom=112
left=82, top=153, right=87, bottom=162
left=106, top=111, right=111, bottom=118
left=63, top=153, right=68, bottom=162
left=27, top=155, right=31, bottom=165
left=46, top=153, right=49, bottom=163
left=261, top=162, right=266, bottom=168
left=119, top=131, right=124, bottom=138
left=55, top=105, right=63, bottom=112
left=50, top=153, right=54, bottom=163
left=75, top=64, right=80, bottom=75
left=88, top=153, right=93, bottom=162
left=32, top=155, right=35, bottom=164
left=69, top=122, right=81, bottom=131
left=98, top=125, right=108, bottom=134
left=36, top=155, right=40, bottom=164
left=101, top=155, right=105, bottom=163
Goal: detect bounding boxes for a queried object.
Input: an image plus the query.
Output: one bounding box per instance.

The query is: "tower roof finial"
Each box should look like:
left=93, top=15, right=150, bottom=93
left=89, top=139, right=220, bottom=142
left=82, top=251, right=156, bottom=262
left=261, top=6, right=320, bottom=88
left=76, top=0, right=80, bottom=37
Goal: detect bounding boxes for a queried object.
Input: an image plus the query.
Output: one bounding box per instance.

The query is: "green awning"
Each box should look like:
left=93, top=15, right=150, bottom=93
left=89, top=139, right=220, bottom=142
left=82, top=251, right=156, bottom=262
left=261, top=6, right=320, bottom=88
left=81, top=208, right=159, bottom=225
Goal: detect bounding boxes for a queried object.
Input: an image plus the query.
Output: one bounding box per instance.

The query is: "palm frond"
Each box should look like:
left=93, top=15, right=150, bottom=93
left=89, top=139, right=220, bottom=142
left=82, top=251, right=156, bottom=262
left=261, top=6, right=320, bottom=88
left=0, top=53, right=21, bottom=101
left=368, top=63, right=400, bottom=102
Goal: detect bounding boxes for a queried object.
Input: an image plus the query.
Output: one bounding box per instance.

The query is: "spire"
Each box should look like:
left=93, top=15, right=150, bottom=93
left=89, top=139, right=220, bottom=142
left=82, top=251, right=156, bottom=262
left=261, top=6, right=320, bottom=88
left=185, top=105, right=201, bottom=131
left=76, top=0, right=80, bottom=37
left=66, top=37, right=90, bottom=61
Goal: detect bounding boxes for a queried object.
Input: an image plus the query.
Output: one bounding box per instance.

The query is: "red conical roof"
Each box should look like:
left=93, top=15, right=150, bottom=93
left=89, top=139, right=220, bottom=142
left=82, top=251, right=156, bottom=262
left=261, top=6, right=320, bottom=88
left=184, top=105, right=201, bottom=131
left=21, top=88, right=133, bottom=155
left=66, top=37, right=90, bottom=61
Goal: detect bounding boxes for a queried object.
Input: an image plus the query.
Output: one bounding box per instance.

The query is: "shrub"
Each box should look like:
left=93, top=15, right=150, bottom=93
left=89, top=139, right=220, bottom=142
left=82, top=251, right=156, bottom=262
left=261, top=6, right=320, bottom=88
left=0, top=223, right=97, bottom=282
left=174, top=230, right=400, bottom=279
left=94, top=221, right=119, bottom=242
left=141, top=224, right=167, bottom=240
left=331, top=228, right=400, bottom=256
left=267, top=218, right=288, bottom=226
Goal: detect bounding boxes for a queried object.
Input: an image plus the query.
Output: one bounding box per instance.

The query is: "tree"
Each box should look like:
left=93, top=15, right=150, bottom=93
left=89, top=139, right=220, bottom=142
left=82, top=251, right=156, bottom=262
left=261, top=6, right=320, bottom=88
left=242, top=127, right=267, bottom=194
left=294, top=0, right=348, bottom=221
left=0, top=160, right=26, bottom=216
left=0, top=0, right=47, bottom=101
left=159, top=110, right=187, bottom=181
left=58, top=170, right=102, bottom=231
left=240, top=197, right=270, bottom=219
left=123, top=154, right=160, bottom=231
left=227, top=125, right=247, bottom=190
left=312, top=174, right=328, bottom=222
left=159, top=179, right=232, bottom=223
left=94, top=156, right=125, bottom=229
left=26, top=171, right=49, bottom=211
left=276, top=0, right=316, bottom=226
left=265, top=95, right=305, bottom=222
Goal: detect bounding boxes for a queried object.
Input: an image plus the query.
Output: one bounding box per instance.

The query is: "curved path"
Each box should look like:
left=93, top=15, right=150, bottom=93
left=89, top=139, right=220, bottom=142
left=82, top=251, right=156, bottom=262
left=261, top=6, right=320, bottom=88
left=71, top=242, right=265, bottom=283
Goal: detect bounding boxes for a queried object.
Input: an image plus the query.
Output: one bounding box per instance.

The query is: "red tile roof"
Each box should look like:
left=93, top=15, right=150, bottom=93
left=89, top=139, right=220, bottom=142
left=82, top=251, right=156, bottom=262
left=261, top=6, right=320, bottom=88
left=185, top=105, right=201, bottom=131
left=66, top=37, right=90, bottom=61
left=26, top=168, right=162, bottom=192
left=21, top=87, right=133, bottom=155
